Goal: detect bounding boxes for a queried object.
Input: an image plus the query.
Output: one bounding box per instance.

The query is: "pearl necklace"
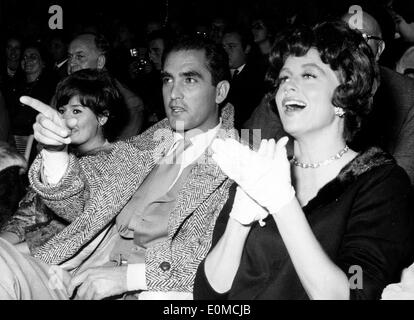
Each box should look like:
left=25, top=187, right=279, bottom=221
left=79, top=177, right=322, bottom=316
left=291, top=145, right=349, bottom=169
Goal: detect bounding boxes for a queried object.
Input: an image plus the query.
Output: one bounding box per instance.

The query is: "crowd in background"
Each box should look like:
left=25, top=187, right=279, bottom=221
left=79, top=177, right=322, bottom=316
left=0, top=0, right=414, bottom=300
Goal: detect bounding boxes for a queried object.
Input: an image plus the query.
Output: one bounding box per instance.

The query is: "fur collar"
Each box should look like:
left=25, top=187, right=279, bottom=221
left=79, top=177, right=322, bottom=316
left=337, top=146, right=394, bottom=185
left=0, top=143, right=27, bottom=172
left=305, top=147, right=395, bottom=210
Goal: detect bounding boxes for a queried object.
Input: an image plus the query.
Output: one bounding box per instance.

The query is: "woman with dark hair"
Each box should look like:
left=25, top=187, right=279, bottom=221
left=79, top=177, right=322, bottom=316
left=9, top=42, right=58, bottom=164
left=0, top=69, right=125, bottom=252
left=194, top=21, right=414, bottom=300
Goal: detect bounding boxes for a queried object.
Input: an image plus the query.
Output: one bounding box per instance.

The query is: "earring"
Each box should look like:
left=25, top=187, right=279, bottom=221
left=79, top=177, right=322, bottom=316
left=334, top=107, right=345, bottom=118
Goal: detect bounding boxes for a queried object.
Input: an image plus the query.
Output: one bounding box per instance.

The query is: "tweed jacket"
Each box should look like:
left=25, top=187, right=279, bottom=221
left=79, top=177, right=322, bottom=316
left=29, top=104, right=237, bottom=292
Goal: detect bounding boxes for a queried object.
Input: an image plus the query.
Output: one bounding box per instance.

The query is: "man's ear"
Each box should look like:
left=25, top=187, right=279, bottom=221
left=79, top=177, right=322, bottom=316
left=376, top=41, right=385, bottom=61
left=215, top=80, right=230, bottom=104
left=97, top=55, right=106, bottom=70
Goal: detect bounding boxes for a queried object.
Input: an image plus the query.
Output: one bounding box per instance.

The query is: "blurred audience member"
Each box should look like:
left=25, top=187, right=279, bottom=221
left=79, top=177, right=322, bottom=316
left=222, top=26, right=266, bottom=130
left=9, top=43, right=57, bottom=163
left=68, top=32, right=144, bottom=138
left=0, top=142, right=26, bottom=229
left=209, top=16, right=228, bottom=44
left=0, top=91, right=11, bottom=143
left=1, top=36, right=23, bottom=88
left=0, top=36, right=24, bottom=113
left=47, top=31, right=69, bottom=81
left=145, top=19, right=163, bottom=36
left=250, top=16, right=275, bottom=67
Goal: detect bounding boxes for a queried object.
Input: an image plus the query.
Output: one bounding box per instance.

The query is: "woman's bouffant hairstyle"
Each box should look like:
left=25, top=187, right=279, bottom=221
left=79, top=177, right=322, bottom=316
left=266, top=21, right=380, bottom=142
left=51, top=69, right=128, bottom=142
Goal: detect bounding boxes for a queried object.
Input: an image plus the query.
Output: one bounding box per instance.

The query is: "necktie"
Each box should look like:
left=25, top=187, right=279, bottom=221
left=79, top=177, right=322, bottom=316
left=232, top=69, right=239, bottom=79
left=115, top=138, right=192, bottom=238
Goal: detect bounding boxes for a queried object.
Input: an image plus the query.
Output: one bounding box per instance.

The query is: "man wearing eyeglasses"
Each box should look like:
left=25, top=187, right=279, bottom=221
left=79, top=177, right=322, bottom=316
left=341, top=5, right=414, bottom=185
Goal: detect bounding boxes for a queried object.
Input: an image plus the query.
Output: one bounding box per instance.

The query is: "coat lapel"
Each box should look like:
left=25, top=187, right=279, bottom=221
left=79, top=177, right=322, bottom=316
left=169, top=103, right=238, bottom=235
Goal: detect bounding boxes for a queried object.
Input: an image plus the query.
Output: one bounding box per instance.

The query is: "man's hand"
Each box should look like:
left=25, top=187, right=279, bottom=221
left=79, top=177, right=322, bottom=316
left=20, top=96, right=76, bottom=150
left=68, top=266, right=128, bottom=300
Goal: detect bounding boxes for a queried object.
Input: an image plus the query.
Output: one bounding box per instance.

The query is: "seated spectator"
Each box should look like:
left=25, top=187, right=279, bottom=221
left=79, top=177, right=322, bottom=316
left=382, top=263, right=414, bottom=299
left=9, top=42, right=57, bottom=163
left=0, top=36, right=24, bottom=125
left=0, top=69, right=124, bottom=252
left=0, top=142, right=26, bottom=228
left=0, top=90, right=11, bottom=143
left=194, top=21, right=414, bottom=300
left=0, top=36, right=24, bottom=93
left=131, top=30, right=170, bottom=128
left=249, top=15, right=275, bottom=70
left=209, top=16, right=228, bottom=44
left=67, top=32, right=145, bottom=138
left=47, top=31, right=69, bottom=81
left=222, top=26, right=266, bottom=130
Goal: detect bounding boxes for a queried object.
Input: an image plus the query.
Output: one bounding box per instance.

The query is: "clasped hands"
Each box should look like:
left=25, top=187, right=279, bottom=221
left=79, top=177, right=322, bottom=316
left=211, top=137, right=295, bottom=226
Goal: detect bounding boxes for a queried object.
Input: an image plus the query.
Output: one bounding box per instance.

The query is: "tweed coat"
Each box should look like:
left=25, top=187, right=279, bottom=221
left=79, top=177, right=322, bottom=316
left=28, top=104, right=237, bottom=292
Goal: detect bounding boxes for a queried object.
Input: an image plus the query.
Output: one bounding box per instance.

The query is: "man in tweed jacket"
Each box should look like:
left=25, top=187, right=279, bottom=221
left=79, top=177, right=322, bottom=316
left=0, top=36, right=237, bottom=299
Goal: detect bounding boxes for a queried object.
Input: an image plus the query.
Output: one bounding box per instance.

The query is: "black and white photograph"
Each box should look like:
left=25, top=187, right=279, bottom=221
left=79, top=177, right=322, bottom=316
left=0, top=0, right=414, bottom=310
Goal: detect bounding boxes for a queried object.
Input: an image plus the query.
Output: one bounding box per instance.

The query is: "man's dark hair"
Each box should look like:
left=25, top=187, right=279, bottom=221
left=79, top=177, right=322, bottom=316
left=22, top=42, right=49, bottom=68
left=267, top=21, right=379, bottom=142
left=162, top=35, right=230, bottom=86
left=222, top=25, right=253, bottom=50
left=147, top=29, right=172, bottom=48
left=52, top=69, right=127, bottom=142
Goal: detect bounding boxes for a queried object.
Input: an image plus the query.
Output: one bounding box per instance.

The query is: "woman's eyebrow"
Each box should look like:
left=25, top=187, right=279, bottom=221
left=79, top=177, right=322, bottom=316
left=302, top=63, right=326, bottom=75
left=279, top=68, right=292, bottom=75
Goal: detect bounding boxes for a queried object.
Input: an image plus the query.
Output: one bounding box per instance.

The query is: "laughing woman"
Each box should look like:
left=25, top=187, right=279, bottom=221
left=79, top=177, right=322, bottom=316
left=0, top=69, right=126, bottom=251
left=194, top=21, right=414, bottom=300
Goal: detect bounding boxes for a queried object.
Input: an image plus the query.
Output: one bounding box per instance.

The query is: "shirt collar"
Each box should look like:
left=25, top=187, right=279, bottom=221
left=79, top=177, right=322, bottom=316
left=172, top=119, right=222, bottom=147
left=231, top=64, right=246, bottom=76
left=56, top=58, right=68, bottom=69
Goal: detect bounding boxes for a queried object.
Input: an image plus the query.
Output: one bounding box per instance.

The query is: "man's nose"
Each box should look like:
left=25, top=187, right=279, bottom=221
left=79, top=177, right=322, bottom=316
left=170, top=83, right=184, bottom=100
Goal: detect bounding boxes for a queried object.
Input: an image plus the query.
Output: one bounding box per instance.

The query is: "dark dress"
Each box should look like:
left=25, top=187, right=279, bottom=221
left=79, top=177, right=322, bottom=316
left=9, top=72, right=57, bottom=137
left=194, top=147, right=414, bottom=300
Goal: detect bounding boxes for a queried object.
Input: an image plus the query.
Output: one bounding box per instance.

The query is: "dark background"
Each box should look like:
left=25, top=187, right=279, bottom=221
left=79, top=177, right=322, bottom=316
left=0, top=0, right=348, bottom=40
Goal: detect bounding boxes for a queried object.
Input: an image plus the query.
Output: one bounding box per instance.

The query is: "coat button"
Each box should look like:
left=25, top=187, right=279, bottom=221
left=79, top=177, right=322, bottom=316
left=160, top=261, right=171, bottom=271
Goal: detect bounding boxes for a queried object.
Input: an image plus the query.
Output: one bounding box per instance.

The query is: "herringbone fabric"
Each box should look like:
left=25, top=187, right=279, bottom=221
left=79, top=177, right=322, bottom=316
left=29, top=104, right=238, bottom=292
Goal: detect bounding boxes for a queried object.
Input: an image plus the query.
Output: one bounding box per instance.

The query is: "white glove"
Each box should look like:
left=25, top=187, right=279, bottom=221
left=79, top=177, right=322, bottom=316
left=212, top=137, right=295, bottom=215
left=231, top=187, right=268, bottom=226
left=382, top=263, right=414, bottom=300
